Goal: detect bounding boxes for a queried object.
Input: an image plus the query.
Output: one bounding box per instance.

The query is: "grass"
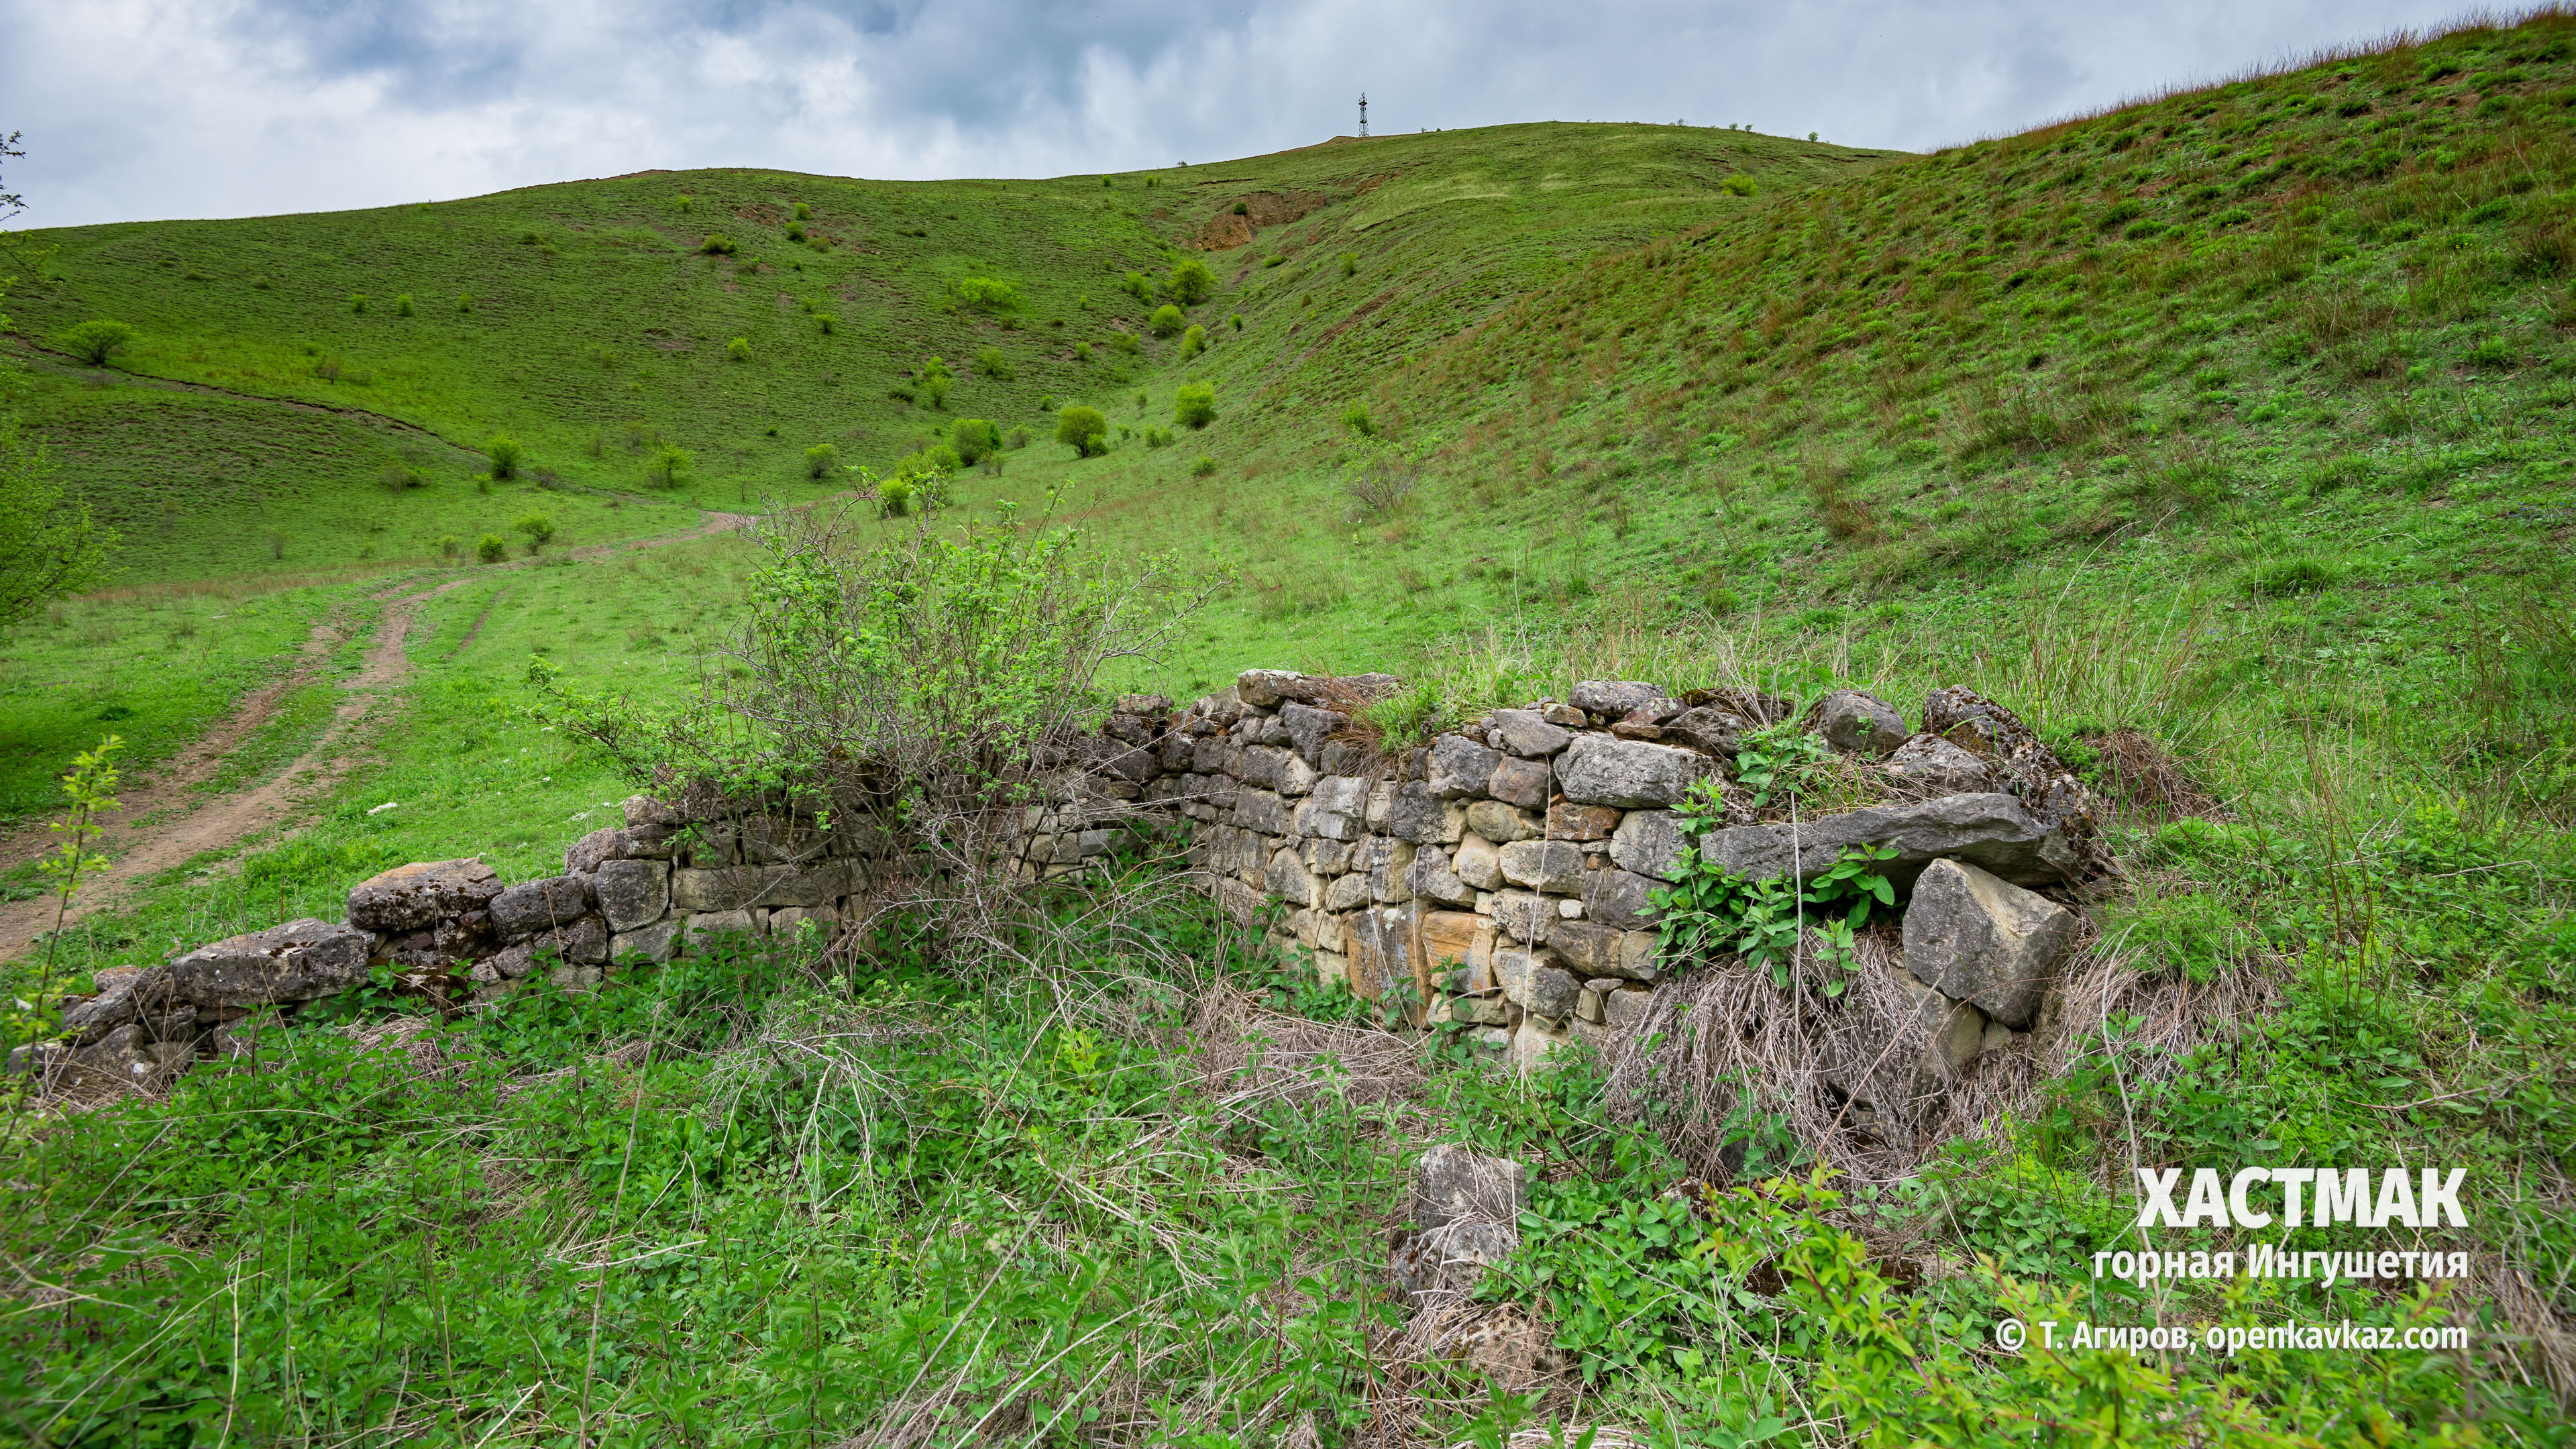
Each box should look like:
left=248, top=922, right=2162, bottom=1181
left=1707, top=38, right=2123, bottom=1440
left=2, top=10, right=2575, bottom=1444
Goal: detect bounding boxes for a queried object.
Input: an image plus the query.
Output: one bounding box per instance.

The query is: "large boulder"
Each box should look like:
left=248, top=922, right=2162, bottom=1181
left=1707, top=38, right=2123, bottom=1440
left=346, top=859, right=501, bottom=932
left=1557, top=735, right=1716, bottom=808
left=1580, top=868, right=1661, bottom=933
left=1391, top=1146, right=1530, bottom=1315
left=1692, top=793, right=2084, bottom=889
left=1428, top=735, right=1501, bottom=800
left=1900, top=859, right=2077, bottom=1028
left=166, top=918, right=372, bottom=1008
left=1487, top=709, right=1572, bottom=758
left=1570, top=681, right=1663, bottom=716
left=1487, top=757, right=1552, bottom=809
left=1816, top=690, right=1908, bottom=757
left=1279, top=702, right=1346, bottom=765
left=593, top=859, right=672, bottom=932
left=1499, top=839, right=1586, bottom=895
left=489, top=875, right=600, bottom=938
left=1885, top=735, right=1996, bottom=794
left=1609, top=809, right=1684, bottom=878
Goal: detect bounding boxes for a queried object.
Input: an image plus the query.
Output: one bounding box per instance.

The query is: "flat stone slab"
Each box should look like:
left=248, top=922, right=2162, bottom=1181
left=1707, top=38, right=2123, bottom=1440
left=166, top=918, right=372, bottom=1008
left=1693, top=792, right=2082, bottom=889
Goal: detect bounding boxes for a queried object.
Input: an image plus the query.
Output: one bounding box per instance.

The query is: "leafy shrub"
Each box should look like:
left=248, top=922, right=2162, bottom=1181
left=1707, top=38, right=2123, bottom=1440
left=2099, top=199, right=2144, bottom=230
left=975, top=345, right=1012, bottom=378
left=878, top=477, right=912, bottom=517
left=54, top=319, right=136, bottom=366
left=1230, top=201, right=1248, bottom=215
left=648, top=443, right=694, bottom=488
left=1108, top=331, right=1141, bottom=356
left=376, top=462, right=420, bottom=492
left=1719, top=174, right=1757, bottom=196
left=1169, top=258, right=1214, bottom=305
left=1338, top=252, right=1356, bottom=278
left=1074, top=340, right=1093, bottom=361
left=1228, top=313, right=1243, bottom=331
left=486, top=435, right=523, bottom=480
left=1149, top=305, right=1185, bottom=337
left=953, top=276, right=1022, bottom=311
left=1006, top=426, right=1030, bottom=450
left=952, top=418, right=1003, bottom=466
left=918, top=356, right=952, bottom=409
left=455, top=292, right=473, bottom=312
left=513, top=513, right=555, bottom=555
left=1174, top=382, right=1216, bottom=429
left=1179, top=324, right=1207, bottom=359
left=726, top=337, right=752, bottom=362
left=1057, top=406, right=1110, bottom=458
left=700, top=233, right=737, bottom=254
left=435, top=535, right=460, bottom=559
left=350, top=293, right=368, bottom=313
left=394, top=293, right=415, bottom=317
left=1340, top=402, right=1375, bottom=436
left=1120, top=271, right=1152, bottom=302
left=792, top=201, right=811, bottom=221
left=784, top=221, right=807, bottom=241
left=1191, top=454, right=1218, bottom=478
left=475, top=533, right=506, bottom=563
left=804, top=443, right=841, bottom=479
left=1143, top=427, right=1174, bottom=449
left=814, top=311, right=838, bottom=334
left=674, top=194, right=693, bottom=212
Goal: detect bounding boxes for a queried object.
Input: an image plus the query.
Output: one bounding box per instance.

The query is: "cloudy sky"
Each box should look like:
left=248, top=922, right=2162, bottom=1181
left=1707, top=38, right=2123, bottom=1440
left=3, top=0, right=2487, bottom=229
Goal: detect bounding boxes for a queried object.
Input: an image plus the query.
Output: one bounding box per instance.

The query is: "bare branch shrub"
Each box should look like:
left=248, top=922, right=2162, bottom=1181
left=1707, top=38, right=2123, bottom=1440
left=539, top=497, right=1211, bottom=961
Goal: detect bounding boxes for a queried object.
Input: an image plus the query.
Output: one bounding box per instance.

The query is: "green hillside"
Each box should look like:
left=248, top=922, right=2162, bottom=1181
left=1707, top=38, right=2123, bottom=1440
left=3, top=124, right=1885, bottom=584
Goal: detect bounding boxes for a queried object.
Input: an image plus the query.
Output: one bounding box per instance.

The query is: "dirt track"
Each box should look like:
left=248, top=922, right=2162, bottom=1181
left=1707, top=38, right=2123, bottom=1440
left=0, top=510, right=753, bottom=965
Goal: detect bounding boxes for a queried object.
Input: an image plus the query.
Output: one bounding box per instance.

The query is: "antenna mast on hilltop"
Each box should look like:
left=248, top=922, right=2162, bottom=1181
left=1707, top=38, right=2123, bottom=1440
left=1358, top=93, right=1368, bottom=138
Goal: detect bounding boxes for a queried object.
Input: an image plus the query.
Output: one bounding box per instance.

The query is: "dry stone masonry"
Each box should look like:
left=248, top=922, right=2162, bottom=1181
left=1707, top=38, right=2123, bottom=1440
left=18, top=667, right=2114, bottom=1115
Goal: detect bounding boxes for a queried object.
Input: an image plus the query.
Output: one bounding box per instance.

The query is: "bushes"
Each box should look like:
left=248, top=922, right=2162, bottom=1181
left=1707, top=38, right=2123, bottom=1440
left=349, top=293, right=368, bottom=313
left=1340, top=402, right=1375, bottom=436
left=513, top=513, right=555, bottom=555
left=952, top=418, right=1003, bottom=466
left=1169, top=257, right=1214, bottom=305
left=1006, top=425, right=1030, bottom=451
left=648, top=444, right=694, bottom=489
left=1120, top=271, right=1152, bottom=302
left=1339, top=252, right=1356, bottom=278
left=475, top=533, right=506, bottom=564
left=1143, top=427, right=1175, bottom=449
left=953, top=276, right=1023, bottom=311
left=1108, top=331, right=1141, bottom=356
left=1192, top=454, right=1218, bottom=478
left=918, top=356, right=953, bottom=409
left=1720, top=174, right=1758, bottom=196
left=54, top=319, right=136, bottom=366
left=726, top=337, right=752, bottom=362
left=700, top=233, right=737, bottom=255
left=1074, top=340, right=1093, bottom=361
left=1174, top=382, right=1216, bottom=429
left=394, top=293, right=415, bottom=316
left=1179, top=323, right=1207, bottom=359
left=1228, top=312, right=1242, bottom=331
left=814, top=311, right=839, bottom=334
left=877, top=478, right=912, bottom=517
left=1056, top=406, right=1109, bottom=458
left=975, top=345, right=1012, bottom=378
left=486, top=435, right=523, bottom=480
left=1149, top=305, right=1185, bottom=337
left=435, top=535, right=460, bottom=559
left=804, top=443, right=841, bottom=479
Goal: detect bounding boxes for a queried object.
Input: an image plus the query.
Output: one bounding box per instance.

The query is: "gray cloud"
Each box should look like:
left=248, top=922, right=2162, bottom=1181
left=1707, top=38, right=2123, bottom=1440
left=2, top=0, right=2481, bottom=227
